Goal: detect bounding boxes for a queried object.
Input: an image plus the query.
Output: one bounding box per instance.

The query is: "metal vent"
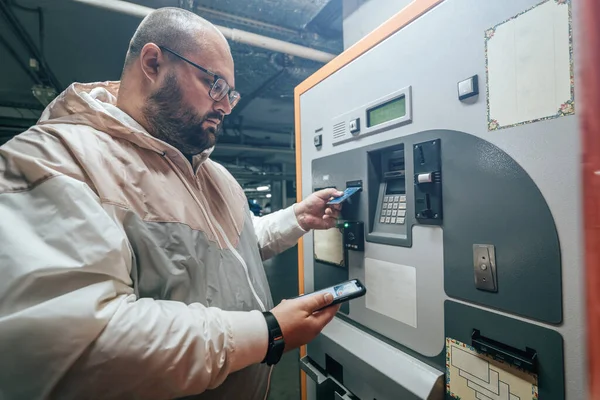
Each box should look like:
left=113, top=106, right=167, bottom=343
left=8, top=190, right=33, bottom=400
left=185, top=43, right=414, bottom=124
left=332, top=121, right=345, bottom=139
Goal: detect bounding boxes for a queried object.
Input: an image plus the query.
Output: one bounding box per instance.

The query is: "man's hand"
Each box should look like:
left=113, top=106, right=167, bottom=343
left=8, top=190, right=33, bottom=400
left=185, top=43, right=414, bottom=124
left=294, top=188, right=344, bottom=231
left=271, top=292, right=340, bottom=352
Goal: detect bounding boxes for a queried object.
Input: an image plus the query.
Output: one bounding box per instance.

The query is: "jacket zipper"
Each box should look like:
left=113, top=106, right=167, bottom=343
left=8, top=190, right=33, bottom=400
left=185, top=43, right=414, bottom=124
left=161, top=153, right=267, bottom=312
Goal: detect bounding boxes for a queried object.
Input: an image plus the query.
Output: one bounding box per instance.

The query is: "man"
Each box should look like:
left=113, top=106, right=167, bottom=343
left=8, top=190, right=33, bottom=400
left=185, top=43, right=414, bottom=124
left=0, top=7, right=343, bottom=400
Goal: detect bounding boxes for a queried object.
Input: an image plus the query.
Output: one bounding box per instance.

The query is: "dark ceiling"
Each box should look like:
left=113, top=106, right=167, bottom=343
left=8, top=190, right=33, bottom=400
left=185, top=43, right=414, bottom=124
left=0, top=0, right=343, bottom=192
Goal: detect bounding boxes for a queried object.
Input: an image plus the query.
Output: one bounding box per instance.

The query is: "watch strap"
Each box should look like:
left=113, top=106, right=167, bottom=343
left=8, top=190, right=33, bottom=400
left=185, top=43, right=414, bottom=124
left=261, top=311, right=285, bottom=366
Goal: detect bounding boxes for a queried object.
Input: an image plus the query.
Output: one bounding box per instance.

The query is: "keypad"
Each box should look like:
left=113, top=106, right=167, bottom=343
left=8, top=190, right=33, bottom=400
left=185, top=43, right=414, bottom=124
left=380, top=195, right=406, bottom=224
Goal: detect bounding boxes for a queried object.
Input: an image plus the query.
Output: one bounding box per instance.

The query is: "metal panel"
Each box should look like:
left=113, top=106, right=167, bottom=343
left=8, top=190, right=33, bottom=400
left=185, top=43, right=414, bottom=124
left=307, top=317, right=444, bottom=400
left=445, top=300, right=565, bottom=399
left=329, top=86, right=413, bottom=145
left=310, top=126, right=562, bottom=351
left=299, top=0, right=584, bottom=397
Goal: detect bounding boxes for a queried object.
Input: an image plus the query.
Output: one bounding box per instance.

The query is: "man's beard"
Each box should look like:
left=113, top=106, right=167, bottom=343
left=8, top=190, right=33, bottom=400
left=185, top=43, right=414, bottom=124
left=142, top=71, right=223, bottom=157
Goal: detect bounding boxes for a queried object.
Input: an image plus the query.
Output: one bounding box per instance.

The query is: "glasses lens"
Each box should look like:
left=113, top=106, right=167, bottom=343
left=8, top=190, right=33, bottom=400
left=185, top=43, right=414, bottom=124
left=210, top=78, right=228, bottom=101
left=211, top=79, right=241, bottom=108
left=229, top=91, right=241, bottom=108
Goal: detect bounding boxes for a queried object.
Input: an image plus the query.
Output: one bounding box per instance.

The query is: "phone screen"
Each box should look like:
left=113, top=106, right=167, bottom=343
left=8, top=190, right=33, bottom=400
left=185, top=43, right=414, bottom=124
left=310, top=280, right=363, bottom=300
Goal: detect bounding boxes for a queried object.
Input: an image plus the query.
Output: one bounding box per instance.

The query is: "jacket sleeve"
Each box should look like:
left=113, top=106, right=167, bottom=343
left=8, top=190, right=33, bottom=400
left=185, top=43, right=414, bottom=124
left=0, top=133, right=268, bottom=400
left=251, top=204, right=307, bottom=260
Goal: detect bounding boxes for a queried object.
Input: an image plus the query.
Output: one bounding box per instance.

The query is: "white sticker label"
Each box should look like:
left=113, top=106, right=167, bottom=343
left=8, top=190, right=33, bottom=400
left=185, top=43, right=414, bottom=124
left=364, top=258, right=417, bottom=328
left=323, top=175, right=330, bottom=181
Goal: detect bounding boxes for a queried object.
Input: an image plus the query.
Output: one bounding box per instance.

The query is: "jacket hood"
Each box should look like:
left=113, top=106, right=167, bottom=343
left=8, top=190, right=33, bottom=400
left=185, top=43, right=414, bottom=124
left=38, top=81, right=214, bottom=164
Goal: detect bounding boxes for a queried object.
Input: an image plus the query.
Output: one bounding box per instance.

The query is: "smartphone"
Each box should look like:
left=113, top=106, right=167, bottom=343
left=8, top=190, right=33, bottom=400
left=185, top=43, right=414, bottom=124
left=326, top=187, right=361, bottom=205
left=295, top=279, right=366, bottom=310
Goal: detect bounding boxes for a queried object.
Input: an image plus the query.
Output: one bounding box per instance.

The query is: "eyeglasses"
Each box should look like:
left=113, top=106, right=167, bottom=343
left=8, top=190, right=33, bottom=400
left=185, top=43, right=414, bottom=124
left=159, top=45, right=241, bottom=109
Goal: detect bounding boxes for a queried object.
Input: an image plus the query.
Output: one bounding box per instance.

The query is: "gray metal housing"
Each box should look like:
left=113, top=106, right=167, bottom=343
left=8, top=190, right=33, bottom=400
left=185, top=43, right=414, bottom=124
left=298, top=0, right=585, bottom=399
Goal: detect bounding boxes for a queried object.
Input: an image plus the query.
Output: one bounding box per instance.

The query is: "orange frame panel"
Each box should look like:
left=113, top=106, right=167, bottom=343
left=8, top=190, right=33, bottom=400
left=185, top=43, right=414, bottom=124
left=293, top=1, right=445, bottom=398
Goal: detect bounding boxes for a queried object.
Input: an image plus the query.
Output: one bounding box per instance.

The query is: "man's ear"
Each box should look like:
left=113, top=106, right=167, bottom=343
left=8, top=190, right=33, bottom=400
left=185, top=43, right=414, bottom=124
left=139, top=43, right=163, bottom=84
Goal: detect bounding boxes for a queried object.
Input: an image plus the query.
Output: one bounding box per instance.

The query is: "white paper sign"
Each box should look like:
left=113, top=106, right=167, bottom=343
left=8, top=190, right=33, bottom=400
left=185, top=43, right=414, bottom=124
left=364, top=258, right=417, bottom=328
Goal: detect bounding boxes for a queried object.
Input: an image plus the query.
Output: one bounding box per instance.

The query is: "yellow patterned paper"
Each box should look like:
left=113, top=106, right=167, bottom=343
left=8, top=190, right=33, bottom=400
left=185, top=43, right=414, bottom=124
left=446, top=338, right=538, bottom=400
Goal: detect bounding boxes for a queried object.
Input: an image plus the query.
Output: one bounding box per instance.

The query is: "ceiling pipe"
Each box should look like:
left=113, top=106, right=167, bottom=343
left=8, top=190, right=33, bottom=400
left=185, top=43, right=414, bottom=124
left=71, top=0, right=337, bottom=64
left=194, top=5, right=298, bottom=37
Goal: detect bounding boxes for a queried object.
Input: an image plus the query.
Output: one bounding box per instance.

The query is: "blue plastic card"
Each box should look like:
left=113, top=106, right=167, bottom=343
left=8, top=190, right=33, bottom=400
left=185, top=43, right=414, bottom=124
left=327, top=187, right=361, bottom=205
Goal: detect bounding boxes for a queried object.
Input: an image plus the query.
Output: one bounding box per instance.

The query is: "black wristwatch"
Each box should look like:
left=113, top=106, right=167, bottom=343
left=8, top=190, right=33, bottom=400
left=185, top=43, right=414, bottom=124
left=261, top=311, right=285, bottom=366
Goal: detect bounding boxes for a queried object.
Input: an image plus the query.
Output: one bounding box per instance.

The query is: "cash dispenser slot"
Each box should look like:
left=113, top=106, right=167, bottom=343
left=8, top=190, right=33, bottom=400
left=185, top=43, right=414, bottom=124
left=300, top=356, right=360, bottom=400
left=383, top=156, right=406, bottom=180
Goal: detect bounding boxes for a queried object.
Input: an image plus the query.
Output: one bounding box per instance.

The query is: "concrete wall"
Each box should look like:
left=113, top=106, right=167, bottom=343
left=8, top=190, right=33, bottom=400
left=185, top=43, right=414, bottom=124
left=343, top=0, right=413, bottom=49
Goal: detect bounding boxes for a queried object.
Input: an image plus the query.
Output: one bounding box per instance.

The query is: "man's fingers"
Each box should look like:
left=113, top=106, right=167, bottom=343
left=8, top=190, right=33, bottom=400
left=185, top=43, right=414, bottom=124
left=319, top=217, right=336, bottom=229
left=312, top=303, right=340, bottom=325
left=324, top=211, right=341, bottom=221
left=325, top=204, right=342, bottom=218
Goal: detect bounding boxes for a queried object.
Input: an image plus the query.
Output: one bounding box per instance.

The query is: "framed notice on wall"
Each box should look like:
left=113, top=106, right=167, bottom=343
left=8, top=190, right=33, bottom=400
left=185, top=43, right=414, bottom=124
left=485, top=0, right=574, bottom=131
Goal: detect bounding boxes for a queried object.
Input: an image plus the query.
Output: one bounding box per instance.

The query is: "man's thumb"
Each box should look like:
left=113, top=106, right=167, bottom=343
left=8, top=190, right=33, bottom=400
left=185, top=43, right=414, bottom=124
left=320, top=187, right=343, bottom=199
left=307, top=292, right=334, bottom=311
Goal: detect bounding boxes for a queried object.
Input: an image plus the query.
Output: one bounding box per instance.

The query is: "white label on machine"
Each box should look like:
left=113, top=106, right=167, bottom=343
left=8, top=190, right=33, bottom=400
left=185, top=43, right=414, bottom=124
left=364, top=258, right=417, bottom=328
left=486, top=0, right=573, bottom=131
left=313, top=228, right=344, bottom=266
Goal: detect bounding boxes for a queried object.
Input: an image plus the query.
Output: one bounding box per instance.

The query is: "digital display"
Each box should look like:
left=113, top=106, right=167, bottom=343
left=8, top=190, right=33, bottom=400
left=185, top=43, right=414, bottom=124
left=385, top=178, right=405, bottom=195
left=311, top=280, right=361, bottom=299
left=367, top=96, right=406, bottom=127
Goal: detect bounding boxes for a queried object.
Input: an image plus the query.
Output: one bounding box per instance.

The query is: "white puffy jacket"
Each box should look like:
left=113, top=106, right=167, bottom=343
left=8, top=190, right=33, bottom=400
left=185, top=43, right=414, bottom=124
left=0, top=81, right=306, bottom=399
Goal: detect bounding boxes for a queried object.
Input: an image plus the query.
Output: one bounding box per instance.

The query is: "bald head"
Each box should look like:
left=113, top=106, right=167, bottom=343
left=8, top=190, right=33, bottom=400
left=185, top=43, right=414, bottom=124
left=123, top=7, right=230, bottom=70
left=117, top=7, right=236, bottom=158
